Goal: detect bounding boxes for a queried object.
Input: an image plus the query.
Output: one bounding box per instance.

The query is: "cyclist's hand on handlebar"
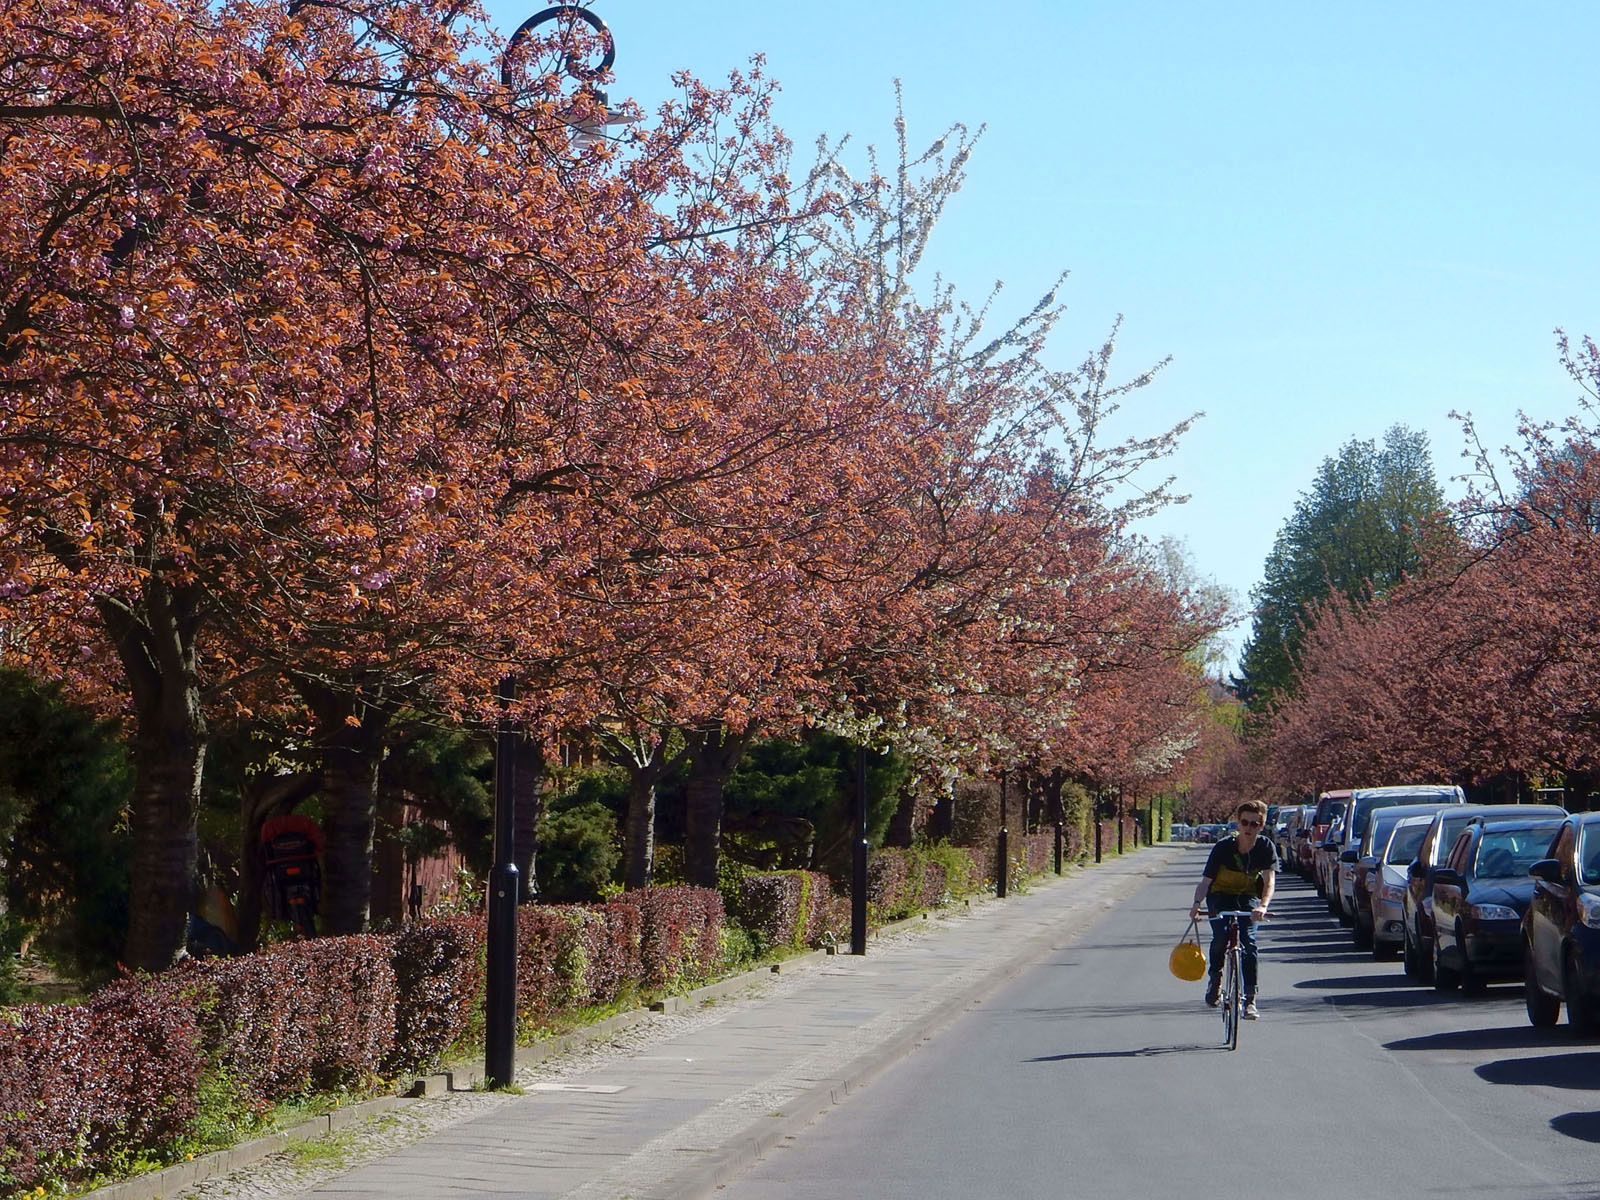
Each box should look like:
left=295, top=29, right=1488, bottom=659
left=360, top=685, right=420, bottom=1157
left=1251, top=903, right=1271, bottom=921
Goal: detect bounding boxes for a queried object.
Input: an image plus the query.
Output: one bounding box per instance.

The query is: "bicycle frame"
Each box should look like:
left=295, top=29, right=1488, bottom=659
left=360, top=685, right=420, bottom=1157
left=1210, top=910, right=1256, bottom=1050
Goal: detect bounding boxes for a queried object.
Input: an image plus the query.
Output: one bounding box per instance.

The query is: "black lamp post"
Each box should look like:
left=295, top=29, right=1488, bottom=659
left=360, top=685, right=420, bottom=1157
left=851, top=745, right=868, bottom=955
left=485, top=675, right=520, bottom=1089
left=484, top=3, right=628, bottom=1090
left=996, top=769, right=1009, bottom=899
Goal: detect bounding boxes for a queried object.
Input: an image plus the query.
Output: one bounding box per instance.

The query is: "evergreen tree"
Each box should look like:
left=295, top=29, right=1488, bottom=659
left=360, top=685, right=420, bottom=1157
left=1233, top=425, right=1447, bottom=712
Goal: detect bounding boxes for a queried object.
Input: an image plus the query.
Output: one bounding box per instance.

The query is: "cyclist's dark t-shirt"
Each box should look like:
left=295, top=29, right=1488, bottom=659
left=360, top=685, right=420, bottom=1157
left=1203, top=836, right=1277, bottom=907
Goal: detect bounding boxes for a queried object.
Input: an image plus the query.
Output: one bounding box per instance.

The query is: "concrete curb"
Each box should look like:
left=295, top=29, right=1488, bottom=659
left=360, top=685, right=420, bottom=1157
left=82, top=1096, right=409, bottom=1200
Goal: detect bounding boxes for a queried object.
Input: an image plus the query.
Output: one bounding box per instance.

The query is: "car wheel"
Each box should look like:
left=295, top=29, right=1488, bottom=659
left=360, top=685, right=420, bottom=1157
left=1458, top=925, right=1484, bottom=995
left=1433, top=937, right=1460, bottom=992
left=1565, top=950, right=1597, bottom=1035
left=1352, top=913, right=1372, bottom=950
left=1525, top=945, right=1560, bottom=1028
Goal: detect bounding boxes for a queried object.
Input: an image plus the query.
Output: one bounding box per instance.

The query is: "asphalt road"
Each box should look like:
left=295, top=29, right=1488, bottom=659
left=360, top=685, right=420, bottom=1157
left=714, top=847, right=1600, bottom=1200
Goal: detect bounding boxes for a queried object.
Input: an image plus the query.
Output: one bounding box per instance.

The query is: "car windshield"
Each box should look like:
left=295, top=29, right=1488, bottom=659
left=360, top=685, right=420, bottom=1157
left=1475, top=829, right=1557, bottom=878
left=1437, top=813, right=1475, bottom=852
left=1580, top=825, right=1600, bottom=886
left=1386, top=825, right=1428, bottom=864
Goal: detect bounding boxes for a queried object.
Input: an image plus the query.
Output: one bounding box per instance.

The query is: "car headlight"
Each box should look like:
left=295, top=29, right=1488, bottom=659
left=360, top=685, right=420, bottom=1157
left=1579, top=894, right=1600, bottom=931
left=1379, top=884, right=1406, bottom=904
left=1465, top=903, right=1519, bottom=921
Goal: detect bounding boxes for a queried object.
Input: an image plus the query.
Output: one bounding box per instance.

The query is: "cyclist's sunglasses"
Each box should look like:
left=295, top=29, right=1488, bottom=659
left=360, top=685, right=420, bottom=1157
left=1236, top=817, right=1264, bottom=828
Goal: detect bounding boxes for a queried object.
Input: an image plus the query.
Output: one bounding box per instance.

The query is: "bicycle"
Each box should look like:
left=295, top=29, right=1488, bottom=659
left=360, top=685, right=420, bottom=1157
left=1207, top=909, right=1266, bottom=1050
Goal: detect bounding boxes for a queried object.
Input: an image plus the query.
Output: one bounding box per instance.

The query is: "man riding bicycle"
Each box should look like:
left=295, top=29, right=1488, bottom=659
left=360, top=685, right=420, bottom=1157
left=1189, top=799, right=1276, bottom=1020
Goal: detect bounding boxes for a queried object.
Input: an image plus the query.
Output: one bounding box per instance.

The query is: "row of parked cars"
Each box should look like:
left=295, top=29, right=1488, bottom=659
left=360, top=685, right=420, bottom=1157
left=1171, top=822, right=1233, bottom=844
left=1270, top=786, right=1600, bottom=1031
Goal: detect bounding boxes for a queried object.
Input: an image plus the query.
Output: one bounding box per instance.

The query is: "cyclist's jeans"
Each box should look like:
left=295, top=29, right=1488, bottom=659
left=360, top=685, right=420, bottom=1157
left=1206, top=908, right=1258, bottom=997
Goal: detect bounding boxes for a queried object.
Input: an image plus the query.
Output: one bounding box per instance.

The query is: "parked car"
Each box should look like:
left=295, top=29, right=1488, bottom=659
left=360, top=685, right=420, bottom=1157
left=1346, top=803, right=1460, bottom=950
left=1402, top=803, right=1568, bottom=983
left=1430, top=814, right=1566, bottom=992
left=1523, top=811, right=1600, bottom=1031
left=1193, top=824, right=1221, bottom=844
left=1275, top=804, right=1310, bottom=870
left=1309, top=790, right=1353, bottom=897
left=1333, top=785, right=1465, bottom=925
left=1363, top=814, right=1434, bottom=959
left=1170, top=823, right=1194, bottom=842
left=1287, top=804, right=1318, bottom=876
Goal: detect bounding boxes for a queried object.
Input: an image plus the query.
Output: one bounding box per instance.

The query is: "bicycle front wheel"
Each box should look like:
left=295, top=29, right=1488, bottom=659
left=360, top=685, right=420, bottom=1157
left=1221, top=948, right=1241, bottom=1050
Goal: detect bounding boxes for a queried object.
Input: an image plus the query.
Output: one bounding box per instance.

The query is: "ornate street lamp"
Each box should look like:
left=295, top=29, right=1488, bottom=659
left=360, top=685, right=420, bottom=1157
left=484, top=2, right=632, bottom=1091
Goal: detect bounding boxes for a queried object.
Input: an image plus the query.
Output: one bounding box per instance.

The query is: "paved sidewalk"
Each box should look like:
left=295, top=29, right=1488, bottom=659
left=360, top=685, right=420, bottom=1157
left=197, top=845, right=1189, bottom=1200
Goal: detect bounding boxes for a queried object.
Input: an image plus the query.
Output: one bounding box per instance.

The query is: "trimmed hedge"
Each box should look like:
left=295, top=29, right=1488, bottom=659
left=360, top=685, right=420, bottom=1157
left=619, top=886, right=724, bottom=990
left=168, top=935, right=398, bottom=1103
left=388, top=915, right=486, bottom=1074
left=729, top=870, right=849, bottom=951
left=0, top=981, right=204, bottom=1194
left=0, top=884, right=730, bottom=1199
left=866, top=846, right=972, bottom=920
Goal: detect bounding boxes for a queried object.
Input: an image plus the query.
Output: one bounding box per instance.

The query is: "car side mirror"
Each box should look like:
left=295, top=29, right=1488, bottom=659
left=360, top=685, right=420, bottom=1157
left=1432, top=868, right=1465, bottom=889
left=1407, top=859, right=1425, bottom=880
left=1339, top=849, right=1359, bottom=864
left=1529, top=858, right=1563, bottom=885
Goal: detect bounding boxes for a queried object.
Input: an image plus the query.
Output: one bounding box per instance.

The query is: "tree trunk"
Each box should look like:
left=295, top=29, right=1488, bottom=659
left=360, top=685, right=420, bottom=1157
left=512, top=734, right=544, bottom=902
left=99, top=579, right=207, bottom=973
left=885, top=777, right=918, bottom=848
left=622, top=771, right=658, bottom=890
left=1044, top=768, right=1065, bottom=826
left=928, top=789, right=955, bottom=842
left=603, top=730, right=682, bottom=891
left=298, top=678, right=391, bottom=936
left=683, top=725, right=751, bottom=888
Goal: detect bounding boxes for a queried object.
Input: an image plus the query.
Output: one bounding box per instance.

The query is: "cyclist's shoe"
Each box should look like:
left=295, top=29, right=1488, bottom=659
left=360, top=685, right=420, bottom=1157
left=1204, top=979, right=1220, bottom=1007
left=1243, top=997, right=1259, bottom=1020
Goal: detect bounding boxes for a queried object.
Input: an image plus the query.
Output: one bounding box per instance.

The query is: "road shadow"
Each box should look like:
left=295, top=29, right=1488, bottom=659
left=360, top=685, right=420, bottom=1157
left=1475, top=1051, right=1600, bottom=1089
left=1550, top=1111, right=1600, bottom=1143
left=1025, top=1043, right=1227, bottom=1061
left=1322, top=989, right=1443, bottom=1010
left=1387, top=1024, right=1571, bottom=1052
left=1296, top=973, right=1415, bottom=991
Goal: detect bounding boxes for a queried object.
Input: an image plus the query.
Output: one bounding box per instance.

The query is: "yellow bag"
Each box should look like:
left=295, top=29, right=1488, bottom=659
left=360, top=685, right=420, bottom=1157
left=1169, top=918, right=1207, bottom=981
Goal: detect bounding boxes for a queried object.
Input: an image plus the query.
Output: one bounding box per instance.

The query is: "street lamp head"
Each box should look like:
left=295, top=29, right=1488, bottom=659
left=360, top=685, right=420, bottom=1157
left=501, top=3, right=614, bottom=89
left=500, top=4, right=638, bottom=151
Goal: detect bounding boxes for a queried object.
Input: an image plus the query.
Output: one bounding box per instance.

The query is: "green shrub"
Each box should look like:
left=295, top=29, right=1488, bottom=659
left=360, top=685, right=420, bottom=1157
left=716, top=924, right=758, bottom=974
left=912, top=841, right=981, bottom=901
left=0, top=915, right=23, bottom=1005
left=536, top=799, right=620, bottom=903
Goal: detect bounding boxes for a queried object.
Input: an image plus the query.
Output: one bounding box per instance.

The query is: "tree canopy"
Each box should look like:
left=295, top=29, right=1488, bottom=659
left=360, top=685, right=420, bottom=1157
left=1232, top=424, right=1447, bottom=712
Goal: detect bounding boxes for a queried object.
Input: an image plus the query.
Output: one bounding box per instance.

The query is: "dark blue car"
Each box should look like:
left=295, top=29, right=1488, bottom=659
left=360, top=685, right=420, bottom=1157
left=1523, top=812, right=1600, bottom=1031
left=1430, top=815, right=1566, bottom=992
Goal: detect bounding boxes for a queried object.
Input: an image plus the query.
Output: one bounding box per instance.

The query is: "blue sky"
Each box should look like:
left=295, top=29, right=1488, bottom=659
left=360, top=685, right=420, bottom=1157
left=481, top=1, right=1600, bottom=668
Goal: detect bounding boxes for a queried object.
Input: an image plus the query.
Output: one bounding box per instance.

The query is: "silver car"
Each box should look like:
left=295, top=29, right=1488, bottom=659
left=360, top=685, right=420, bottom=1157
left=1364, top=814, right=1435, bottom=959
